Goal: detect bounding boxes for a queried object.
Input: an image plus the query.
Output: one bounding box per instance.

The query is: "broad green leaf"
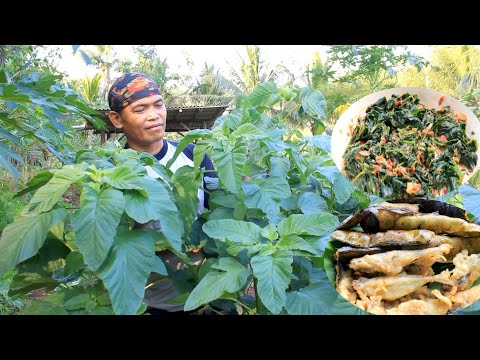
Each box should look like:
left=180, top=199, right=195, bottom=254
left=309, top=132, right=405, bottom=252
left=124, top=176, right=184, bottom=246
left=285, top=271, right=369, bottom=315
left=97, top=228, right=157, bottom=315
left=281, top=195, right=298, bottom=211
left=233, top=201, right=247, bottom=220
left=258, top=243, right=276, bottom=256
left=243, top=182, right=283, bottom=225
left=28, top=164, right=86, bottom=214
left=459, top=184, right=480, bottom=220
left=222, top=112, right=243, bottom=131
left=64, top=251, right=84, bottom=276
left=15, top=170, right=54, bottom=198
left=212, top=142, right=246, bottom=194
left=172, top=165, right=201, bottom=238
left=16, top=237, right=70, bottom=277
left=300, top=87, right=327, bottom=118
left=210, top=194, right=238, bottom=208
left=269, top=156, right=290, bottom=179
left=208, top=207, right=235, bottom=220
left=298, top=192, right=328, bottom=214
left=165, top=129, right=212, bottom=169
left=259, top=177, right=292, bottom=200
left=72, top=186, right=125, bottom=271
left=251, top=252, right=293, bottom=314
left=231, top=123, right=268, bottom=140
left=9, top=272, right=60, bottom=298
left=193, top=140, right=208, bottom=177
left=278, top=213, right=339, bottom=238
left=276, top=235, right=317, bottom=254
left=101, top=161, right=146, bottom=190
left=64, top=294, right=90, bottom=311
left=261, top=224, right=278, bottom=241
left=305, top=156, right=334, bottom=177
left=248, top=82, right=281, bottom=107
left=19, top=300, right=69, bottom=315
left=226, top=243, right=263, bottom=256
left=317, top=166, right=356, bottom=204
left=305, top=135, right=331, bottom=152
left=184, top=257, right=251, bottom=311
left=203, top=219, right=261, bottom=244
left=0, top=208, right=67, bottom=274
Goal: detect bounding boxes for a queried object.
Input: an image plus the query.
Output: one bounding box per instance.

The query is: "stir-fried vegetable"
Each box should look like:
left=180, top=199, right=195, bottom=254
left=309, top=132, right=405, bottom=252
left=344, top=93, right=478, bottom=198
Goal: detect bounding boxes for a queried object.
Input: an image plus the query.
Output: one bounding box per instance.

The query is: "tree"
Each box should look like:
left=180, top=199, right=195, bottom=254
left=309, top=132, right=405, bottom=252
left=79, top=46, right=118, bottom=99
left=303, top=51, right=356, bottom=127
left=427, top=45, right=480, bottom=96
left=228, top=45, right=276, bottom=94
left=0, top=45, right=62, bottom=79
left=192, top=62, right=240, bottom=96
left=328, top=45, right=426, bottom=94
left=80, top=73, right=104, bottom=105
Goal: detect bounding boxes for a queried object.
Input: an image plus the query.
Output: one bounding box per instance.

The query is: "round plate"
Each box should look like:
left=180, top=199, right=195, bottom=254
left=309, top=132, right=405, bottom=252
left=331, top=87, right=480, bottom=184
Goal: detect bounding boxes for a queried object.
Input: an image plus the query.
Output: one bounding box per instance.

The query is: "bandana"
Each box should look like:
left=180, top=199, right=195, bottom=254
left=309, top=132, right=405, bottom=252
left=108, top=72, right=161, bottom=112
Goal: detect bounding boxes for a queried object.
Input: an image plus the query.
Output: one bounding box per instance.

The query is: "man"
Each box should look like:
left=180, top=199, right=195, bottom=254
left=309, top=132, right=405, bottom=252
left=107, top=72, right=217, bottom=315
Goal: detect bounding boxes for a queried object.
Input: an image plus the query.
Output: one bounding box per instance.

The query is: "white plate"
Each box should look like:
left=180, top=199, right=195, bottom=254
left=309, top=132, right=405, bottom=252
left=331, top=87, right=480, bottom=184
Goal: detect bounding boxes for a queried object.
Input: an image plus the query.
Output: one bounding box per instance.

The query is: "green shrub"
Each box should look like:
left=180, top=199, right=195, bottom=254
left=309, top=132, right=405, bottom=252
left=0, top=269, right=24, bottom=314
left=0, top=175, right=28, bottom=234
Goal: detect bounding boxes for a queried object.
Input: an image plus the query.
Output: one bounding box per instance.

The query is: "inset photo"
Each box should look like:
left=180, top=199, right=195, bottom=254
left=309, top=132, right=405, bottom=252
left=328, top=199, right=480, bottom=315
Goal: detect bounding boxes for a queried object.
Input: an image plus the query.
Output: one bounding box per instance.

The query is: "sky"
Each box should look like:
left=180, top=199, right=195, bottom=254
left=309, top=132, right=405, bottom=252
left=51, top=45, right=434, bottom=84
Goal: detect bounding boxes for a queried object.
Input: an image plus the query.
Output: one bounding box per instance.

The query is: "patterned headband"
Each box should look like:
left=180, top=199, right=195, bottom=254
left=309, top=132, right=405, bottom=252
left=108, top=72, right=161, bottom=112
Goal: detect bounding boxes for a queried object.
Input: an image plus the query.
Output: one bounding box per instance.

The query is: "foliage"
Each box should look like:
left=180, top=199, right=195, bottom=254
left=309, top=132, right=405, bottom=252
left=78, top=46, right=117, bottom=99
left=0, top=81, right=374, bottom=315
left=328, top=45, right=426, bottom=94
left=0, top=175, right=28, bottom=233
left=427, top=46, right=480, bottom=97
left=0, top=69, right=105, bottom=178
left=117, top=45, right=183, bottom=101
left=192, top=62, right=241, bottom=97
left=0, top=269, right=24, bottom=314
left=0, top=45, right=62, bottom=80
left=80, top=73, right=104, bottom=106
left=303, top=52, right=358, bottom=126
left=228, top=46, right=277, bottom=94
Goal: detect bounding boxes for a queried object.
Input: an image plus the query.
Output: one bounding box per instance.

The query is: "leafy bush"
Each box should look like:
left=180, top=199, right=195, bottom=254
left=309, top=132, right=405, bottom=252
left=0, top=175, right=28, bottom=233
left=0, top=82, right=374, bottom=315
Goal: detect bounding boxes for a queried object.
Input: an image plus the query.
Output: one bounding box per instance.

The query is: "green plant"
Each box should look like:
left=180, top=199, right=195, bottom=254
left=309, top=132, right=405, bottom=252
left=0, top=81, right=373, bottom=315
left=0, top=69, right=105, bottom=179
left=0, top=269, right=24, bottom=314
left=0, top=175, right=29, bottom=233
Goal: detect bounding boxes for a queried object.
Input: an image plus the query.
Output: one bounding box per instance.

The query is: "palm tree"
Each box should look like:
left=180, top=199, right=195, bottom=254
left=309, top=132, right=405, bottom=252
left=192, top=62, right=240, bottom=96
left=228, top=45, right=276, bottom=94
left=427, top=45, right=480, bottom=96
left=80, top=73, right=103, bottom=105
left=79, top=45, right=118, bottom=99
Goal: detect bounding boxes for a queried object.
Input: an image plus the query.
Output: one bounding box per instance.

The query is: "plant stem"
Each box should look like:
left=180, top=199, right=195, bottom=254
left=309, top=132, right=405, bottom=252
left=253, top=277, right=262, bottom=314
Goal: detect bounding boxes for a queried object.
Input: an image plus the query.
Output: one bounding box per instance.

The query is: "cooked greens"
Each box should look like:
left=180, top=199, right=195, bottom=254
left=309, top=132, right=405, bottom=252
left=344, top=93, right=477, bottom=198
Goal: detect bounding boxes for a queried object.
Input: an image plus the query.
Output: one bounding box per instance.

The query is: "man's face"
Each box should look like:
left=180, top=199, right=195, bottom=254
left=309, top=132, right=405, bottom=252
left=113, top=94, right=167, bottom=152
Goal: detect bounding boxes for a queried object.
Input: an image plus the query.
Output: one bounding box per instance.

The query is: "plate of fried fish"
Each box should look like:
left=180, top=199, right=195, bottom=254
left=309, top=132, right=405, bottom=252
left=329, top=198, right=480, bottom=315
